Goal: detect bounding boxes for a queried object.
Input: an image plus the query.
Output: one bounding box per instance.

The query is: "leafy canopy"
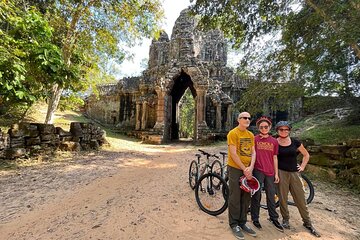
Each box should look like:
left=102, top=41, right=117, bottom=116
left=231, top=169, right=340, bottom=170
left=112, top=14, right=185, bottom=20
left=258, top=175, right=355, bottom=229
left=1, top=0, right=164, bottom=121
left=0, top=1, right=66, bottom=106
left=190, top=0, right=360, bottom=113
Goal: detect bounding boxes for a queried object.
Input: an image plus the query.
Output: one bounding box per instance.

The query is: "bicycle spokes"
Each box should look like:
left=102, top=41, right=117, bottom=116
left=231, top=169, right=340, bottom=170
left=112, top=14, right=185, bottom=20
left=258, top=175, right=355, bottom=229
left=195, top=173, right=228, bottom=216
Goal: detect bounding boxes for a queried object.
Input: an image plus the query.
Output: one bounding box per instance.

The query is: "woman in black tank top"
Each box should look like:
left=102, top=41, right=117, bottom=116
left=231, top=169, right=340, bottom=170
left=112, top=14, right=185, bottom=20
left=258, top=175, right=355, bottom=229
left=275, top=121, right=321, bottom=237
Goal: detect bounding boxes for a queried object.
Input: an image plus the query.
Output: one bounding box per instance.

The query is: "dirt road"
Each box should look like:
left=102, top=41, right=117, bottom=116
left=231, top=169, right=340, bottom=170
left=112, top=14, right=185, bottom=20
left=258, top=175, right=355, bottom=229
left=0, top=137, right=359, bottom=240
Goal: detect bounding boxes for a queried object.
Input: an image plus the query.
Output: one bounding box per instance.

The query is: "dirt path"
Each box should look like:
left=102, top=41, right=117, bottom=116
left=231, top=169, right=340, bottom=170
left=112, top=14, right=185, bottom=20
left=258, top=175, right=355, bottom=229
left=0, top=138, right=359, bottom=240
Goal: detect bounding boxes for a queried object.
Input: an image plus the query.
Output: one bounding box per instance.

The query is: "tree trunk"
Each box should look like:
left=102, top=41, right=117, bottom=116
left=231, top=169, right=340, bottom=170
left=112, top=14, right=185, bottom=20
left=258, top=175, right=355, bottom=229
left=45, top=83, right=63, bottom=124
left=44, top=2, right=96, bottom=124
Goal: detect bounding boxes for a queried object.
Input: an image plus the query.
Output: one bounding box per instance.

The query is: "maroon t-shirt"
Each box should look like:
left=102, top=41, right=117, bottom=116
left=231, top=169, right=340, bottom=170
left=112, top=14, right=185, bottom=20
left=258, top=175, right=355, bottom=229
left=254, top=135, right=279, bottom=176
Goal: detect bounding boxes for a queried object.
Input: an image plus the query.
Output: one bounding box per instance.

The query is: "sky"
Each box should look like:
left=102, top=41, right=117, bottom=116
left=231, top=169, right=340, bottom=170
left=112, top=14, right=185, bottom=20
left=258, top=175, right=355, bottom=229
left=114, top=0, right=192, bottom=78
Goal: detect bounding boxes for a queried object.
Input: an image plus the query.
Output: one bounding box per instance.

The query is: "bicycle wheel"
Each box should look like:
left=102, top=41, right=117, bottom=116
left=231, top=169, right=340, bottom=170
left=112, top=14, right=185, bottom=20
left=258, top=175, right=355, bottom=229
left=195, top=173, right=229, bottom=216
left=210, top=160, right=223, bottom=187
left=188, top=160, right=198, bottom=190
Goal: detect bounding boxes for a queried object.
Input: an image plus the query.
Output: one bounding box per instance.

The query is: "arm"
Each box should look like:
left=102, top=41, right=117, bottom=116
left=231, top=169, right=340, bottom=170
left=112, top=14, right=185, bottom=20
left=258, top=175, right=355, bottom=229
left=228, top=144, right=247, bottom=171
left=244, top=146, right=256, bottom=179
left=273, top=155, right=279, bottom=183
left=248, top=145, right=256, bottom=171
left=297, top=144, right=310, bottom=172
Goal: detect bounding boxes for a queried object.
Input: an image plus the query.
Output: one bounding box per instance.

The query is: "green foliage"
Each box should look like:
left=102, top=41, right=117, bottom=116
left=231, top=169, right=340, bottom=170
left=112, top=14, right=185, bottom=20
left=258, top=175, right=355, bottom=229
left=190, top=1, right=360, bottom=106
left=0, top=102, right=30, bottom=131
left=179, top=89, right=195, bottom=138
left=0, top=1, right=66, bottom=106
left=43, top=0, right=163, bottom=122
left=1, top=0, right=164, bottom=122
left=190, top=0, right=285, bottom=48
left=279, top=1, right=360, bottom=99
left=58, top=93, right=85, bottom=111
left=236, top=79, right=304, bottom=114
left=45, top=0, right=164, bottom=66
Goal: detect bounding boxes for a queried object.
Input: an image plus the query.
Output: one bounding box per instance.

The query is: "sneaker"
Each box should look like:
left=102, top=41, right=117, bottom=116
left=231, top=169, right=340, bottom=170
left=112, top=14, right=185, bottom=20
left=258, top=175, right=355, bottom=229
left=282, top=219, right=290, bottom=229
left=252, top=220, right=262, bottom=229
left=269, top=218, right=284, bottom=232
left=303, top=223, right=321, bottom=237
left=240, top=224, right=257, bottom=237
left=231, top=225, right=245, bottom=240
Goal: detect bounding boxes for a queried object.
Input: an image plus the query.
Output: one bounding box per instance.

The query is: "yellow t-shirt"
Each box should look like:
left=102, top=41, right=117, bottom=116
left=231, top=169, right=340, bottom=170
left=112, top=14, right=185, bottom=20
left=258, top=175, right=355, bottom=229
left=227, top=127, right=254, bottom=169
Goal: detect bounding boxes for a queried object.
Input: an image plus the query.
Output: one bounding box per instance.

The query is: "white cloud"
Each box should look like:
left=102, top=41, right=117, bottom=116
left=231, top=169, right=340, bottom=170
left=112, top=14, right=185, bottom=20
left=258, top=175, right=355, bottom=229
left=115, top=0, right=191, bottom=78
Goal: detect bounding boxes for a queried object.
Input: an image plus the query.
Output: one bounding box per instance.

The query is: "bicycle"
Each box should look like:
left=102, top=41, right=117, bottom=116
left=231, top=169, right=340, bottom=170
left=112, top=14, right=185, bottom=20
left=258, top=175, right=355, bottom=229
left=188, top=153, right=202, bottom=190
left=192, top=149, right=229, bottom=216
left=189, top=149, right=223, bottom=190
left=192, top=148, right=315, bottom=216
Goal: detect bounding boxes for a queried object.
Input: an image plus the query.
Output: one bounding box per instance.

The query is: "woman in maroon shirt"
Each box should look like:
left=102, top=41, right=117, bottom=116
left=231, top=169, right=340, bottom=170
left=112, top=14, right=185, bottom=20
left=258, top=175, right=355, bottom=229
left=250, top=116, right=283, bottom=232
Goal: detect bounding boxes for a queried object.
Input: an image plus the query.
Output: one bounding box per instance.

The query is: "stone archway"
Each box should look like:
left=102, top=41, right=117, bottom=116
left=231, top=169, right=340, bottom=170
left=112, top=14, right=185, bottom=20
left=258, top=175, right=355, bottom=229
left=168, top=71, right=196, bottom=140
left=85, top=9, right=252, bottom=144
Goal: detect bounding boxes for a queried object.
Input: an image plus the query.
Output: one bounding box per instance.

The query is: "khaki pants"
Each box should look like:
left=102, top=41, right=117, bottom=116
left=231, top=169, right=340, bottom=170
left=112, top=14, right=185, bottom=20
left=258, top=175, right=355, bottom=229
left=278, top=169, right=311, bottom=225
left=228, top=166, right=251, bottom=228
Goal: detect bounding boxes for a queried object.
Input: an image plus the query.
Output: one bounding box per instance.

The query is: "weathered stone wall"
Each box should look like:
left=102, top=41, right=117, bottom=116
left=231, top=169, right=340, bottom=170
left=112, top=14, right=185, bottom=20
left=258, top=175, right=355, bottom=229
left=85, top=84, right=121, bottom=125
left=0, top=122, right=107, bottom=159
left=304, top=139, right=360, bottom=190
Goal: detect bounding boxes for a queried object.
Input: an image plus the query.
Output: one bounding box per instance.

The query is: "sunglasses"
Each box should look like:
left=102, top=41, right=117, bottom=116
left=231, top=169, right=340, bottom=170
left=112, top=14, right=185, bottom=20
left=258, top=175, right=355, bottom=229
left=259, top=126, right=269, bottom=129
left=278, top=128, right=290, bottom=132
left=239, top=117, right=251, bottom=120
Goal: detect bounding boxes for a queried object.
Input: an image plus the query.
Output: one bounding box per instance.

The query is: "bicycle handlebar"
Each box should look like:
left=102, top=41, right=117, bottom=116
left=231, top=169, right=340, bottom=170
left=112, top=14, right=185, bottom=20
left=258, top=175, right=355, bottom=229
left=198, top=149, right=219, bottom=159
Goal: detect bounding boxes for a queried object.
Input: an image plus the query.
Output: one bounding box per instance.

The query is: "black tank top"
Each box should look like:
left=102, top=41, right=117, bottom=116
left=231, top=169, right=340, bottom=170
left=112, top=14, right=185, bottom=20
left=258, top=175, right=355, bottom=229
left=278, top=138, right=301, bottom=172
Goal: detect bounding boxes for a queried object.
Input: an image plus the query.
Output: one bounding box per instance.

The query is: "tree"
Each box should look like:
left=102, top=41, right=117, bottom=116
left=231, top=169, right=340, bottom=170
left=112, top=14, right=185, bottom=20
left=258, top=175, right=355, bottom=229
left=18, top=0, right=164, bottom=123
left=279, top=1, right=360, bottom=99
left=0, top=1, right=65, bottom=113
left=190, top=0, right=360, bottom=112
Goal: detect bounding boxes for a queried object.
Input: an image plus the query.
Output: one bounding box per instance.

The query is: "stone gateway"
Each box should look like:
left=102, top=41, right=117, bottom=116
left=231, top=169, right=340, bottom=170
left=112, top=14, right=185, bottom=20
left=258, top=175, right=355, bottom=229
left=85, top=9, right=250, bottom=143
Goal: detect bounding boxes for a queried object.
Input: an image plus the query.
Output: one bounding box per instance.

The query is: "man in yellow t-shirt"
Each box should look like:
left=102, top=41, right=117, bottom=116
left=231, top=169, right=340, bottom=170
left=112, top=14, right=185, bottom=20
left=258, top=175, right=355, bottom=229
left=227, top=112, right=256, bottom=239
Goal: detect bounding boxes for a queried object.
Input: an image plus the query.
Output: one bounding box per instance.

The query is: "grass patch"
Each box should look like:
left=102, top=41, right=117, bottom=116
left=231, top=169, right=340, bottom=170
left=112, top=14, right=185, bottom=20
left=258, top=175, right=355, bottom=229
left=0, top=101, right=90, bottom=131
left=299, top=123, right=360, bottom=144
left=291, top=108, right=359, bottom=145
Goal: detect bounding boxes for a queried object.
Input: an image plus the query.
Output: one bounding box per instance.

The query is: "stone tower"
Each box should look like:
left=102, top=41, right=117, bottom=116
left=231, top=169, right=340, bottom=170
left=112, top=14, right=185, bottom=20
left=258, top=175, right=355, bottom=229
left=85, top=9, right=249, bottom=143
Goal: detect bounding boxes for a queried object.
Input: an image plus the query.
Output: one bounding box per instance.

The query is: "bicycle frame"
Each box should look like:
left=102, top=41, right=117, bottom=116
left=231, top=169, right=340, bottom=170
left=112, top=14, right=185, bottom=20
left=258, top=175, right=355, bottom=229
left=189, top=149, right=220, bottom=190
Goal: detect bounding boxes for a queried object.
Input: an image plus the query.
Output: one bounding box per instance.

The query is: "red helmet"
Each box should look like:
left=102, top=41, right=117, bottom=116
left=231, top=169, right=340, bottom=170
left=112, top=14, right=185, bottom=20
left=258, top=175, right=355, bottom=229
left=256, top=116, right=272, bottom=128
left=239, top=176, right=260, bottom=195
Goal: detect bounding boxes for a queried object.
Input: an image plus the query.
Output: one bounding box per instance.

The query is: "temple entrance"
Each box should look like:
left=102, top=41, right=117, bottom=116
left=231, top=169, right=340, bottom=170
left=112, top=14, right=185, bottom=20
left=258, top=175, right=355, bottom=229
left=169, top=71, right=196, bottom=140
